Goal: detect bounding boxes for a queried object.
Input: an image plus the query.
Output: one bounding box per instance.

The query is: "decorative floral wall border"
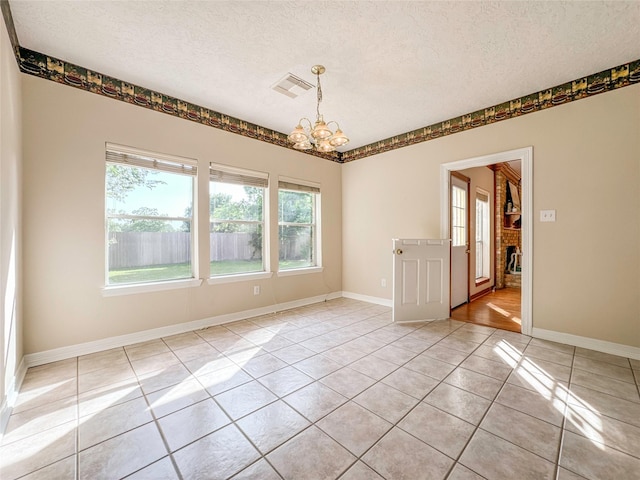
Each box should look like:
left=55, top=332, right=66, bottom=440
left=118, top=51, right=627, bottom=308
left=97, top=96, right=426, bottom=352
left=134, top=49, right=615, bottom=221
left=341, top=58, right=640, bottom=162
left=2, top=1, right=638, bottom=164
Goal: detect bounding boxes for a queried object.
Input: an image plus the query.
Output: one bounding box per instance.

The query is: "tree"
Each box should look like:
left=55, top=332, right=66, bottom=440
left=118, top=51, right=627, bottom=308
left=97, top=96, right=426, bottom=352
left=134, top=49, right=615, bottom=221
left=106, top=164, right=165, bottom=203
left=108, top=207, right=175, bottom=233
left=125, top=207, right=175, bottom=232
left=210, top=193, right=243, bottom=232
left=279, top=191, right=313, bottom=261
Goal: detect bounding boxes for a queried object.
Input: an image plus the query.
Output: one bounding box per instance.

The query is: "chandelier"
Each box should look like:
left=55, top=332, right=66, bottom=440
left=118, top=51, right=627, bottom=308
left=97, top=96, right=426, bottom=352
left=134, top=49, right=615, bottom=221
left=287, top=65, right=349, bottom=152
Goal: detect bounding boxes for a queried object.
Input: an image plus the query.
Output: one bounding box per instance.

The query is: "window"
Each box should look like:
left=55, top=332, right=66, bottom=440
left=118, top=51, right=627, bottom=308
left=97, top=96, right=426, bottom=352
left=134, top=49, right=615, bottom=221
left=475, top=189, right=491, bottom=280
left=209, top=165, right=268, bottom=277
left=278, top=180, right=320, bottom=271
left=451, top=184, right=467, bottom=247
left=105, top=145, right=197, bottom=285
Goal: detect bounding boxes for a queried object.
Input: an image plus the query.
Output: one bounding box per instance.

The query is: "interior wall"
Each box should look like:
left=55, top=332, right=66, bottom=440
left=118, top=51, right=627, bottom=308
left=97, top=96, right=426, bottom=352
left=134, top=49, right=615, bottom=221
left=21, top=75, right=342, bottom=355
left=457, top=166, right=495, bottom=298
left=1, top=17, right=23, bottom=412
left=343, top=84, right=640, bottom=348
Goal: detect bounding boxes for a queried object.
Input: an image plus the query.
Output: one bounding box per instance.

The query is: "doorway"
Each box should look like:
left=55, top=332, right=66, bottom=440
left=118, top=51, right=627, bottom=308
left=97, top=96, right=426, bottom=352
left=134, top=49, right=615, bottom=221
left=440, top=147, right=532, bottom=336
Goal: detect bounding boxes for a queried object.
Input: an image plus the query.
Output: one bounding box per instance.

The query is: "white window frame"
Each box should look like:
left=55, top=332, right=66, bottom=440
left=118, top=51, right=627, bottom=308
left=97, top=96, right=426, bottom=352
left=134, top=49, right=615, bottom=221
left=207, top=163, right=271, bottom=284
left=277, top=177, right=323, bottom=276
left=475, top=188, right=491, bottom=281
left=102, top=143, right=201, bottom=296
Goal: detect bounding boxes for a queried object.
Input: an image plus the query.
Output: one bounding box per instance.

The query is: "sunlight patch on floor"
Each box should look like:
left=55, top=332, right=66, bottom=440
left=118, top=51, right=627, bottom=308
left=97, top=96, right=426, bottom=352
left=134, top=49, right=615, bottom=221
left=493, top=339, right=605, bottom=449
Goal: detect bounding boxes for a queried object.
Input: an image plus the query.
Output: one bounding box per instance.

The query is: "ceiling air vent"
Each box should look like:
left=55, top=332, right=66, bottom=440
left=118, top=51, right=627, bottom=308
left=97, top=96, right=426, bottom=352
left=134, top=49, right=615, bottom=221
left=272, top=73, right=314, bottom=99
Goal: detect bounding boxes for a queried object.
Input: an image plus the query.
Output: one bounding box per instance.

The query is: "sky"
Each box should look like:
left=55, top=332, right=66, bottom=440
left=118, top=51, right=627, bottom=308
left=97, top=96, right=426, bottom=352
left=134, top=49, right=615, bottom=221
left=106, top=171, right=248, bottom=219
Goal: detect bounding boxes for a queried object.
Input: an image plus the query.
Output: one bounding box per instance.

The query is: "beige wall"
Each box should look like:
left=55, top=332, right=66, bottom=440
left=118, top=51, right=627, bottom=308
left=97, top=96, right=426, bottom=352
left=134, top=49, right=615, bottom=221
left=22, top=75, right=342, bottom=354
left=458, top=166, right=495, bottom=298
left=343, top=84, right=640, bottom=348
left=1, top=18, right=23, bottom=410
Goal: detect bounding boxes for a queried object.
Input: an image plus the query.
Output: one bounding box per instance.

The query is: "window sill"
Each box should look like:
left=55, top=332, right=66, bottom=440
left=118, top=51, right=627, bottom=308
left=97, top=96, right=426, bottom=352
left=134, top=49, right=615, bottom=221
left=475, top=277, right=490, bottom=287
left=277, top=266, right=324, bottom=277
left=207, top=271, right=273, bottom=285
left=102, top=278, right=203, bottom=297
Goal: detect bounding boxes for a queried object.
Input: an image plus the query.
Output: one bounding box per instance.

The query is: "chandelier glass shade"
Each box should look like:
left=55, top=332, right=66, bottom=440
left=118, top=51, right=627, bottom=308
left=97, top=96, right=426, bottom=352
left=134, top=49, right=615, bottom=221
left=288, top=65, right=349, bottom=152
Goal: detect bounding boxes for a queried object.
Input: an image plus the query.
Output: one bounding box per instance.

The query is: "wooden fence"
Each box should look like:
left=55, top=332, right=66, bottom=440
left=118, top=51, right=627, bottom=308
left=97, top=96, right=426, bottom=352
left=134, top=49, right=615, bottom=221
left=108, top=232, right=308, bottom=268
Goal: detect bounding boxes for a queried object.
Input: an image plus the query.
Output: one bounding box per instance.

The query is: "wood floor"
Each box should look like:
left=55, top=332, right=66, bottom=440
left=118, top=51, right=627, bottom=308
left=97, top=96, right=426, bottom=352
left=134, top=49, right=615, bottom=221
left=451, top=287, right=522, bottom=333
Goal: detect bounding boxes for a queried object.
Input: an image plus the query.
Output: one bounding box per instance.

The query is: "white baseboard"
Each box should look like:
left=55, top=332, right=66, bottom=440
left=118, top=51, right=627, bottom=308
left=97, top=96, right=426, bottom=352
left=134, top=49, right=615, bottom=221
left=342, top=291, right=392, bottom=308
left=1, top=356, right=27, bottom=436
left=532, top=328, right=640, bottom=361
left=24, top=292, right=343, bottom=368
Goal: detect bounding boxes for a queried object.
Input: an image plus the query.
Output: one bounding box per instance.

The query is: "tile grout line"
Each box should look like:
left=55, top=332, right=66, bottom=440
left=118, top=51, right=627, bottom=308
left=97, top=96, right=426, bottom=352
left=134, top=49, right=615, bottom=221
left=553, top=343, right=577, bottom=480
left=74, top=357, right=79, bottom=480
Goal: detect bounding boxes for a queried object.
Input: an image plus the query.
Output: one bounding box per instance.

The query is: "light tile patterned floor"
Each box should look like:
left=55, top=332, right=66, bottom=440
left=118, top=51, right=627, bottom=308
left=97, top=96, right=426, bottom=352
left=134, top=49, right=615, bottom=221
left=2, top=298, right=640, bottom=479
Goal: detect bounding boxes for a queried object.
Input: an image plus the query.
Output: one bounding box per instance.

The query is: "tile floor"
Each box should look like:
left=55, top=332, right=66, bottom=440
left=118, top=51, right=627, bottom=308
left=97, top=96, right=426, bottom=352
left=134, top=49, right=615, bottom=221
left=2, top=298, right=640, bottom=479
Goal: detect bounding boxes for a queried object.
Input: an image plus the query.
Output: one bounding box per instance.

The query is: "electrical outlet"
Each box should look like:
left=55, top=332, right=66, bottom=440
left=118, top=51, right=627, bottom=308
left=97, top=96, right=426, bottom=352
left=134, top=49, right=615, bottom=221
left=381, top=278, right=387, bottom=287
left=540, top=210, right=556, bottom=222
left=253, top=285, right=260, bottom=295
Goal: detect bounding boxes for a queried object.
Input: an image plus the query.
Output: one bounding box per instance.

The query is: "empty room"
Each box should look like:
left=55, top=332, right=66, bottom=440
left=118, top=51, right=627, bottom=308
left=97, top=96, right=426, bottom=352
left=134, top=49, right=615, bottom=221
left=1, top=1, right=639, bottom=479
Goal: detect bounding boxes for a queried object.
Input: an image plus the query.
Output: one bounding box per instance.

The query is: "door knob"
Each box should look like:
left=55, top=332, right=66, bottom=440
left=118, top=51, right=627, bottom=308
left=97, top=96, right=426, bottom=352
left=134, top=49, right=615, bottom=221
left=395, top=249, right=403, bottom=255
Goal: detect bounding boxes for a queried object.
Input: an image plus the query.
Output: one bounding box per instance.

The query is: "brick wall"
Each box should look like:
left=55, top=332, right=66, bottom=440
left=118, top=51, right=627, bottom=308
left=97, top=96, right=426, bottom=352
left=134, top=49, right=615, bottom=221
left=495, top=165, right=522, bottom=289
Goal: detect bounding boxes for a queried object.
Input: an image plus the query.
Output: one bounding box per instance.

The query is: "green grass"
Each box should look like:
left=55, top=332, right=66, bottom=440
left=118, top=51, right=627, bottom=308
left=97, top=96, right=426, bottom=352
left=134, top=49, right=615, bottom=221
left=210, top=260, right=265, bottom=276
left=109, top=259, right=313, bottom=285
left=109, top=263, right=193, bottom=284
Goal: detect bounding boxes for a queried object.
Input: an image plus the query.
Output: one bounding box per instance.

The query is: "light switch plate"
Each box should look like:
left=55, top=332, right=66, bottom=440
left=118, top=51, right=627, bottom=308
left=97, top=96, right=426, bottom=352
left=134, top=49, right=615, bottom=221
left=540, top=210, right=556, bottom=222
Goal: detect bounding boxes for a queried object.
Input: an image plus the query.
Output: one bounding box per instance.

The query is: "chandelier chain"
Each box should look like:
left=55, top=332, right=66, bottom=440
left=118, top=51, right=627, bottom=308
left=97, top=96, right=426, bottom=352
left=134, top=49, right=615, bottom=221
left=316, top=71, right=323, bottom=120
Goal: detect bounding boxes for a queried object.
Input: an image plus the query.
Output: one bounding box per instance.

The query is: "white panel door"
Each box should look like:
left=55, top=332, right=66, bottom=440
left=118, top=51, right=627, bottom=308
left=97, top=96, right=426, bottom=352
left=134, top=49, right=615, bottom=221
left=392, top=239, right=451, bottom=322
left=451, top=174, right=469, bottom=308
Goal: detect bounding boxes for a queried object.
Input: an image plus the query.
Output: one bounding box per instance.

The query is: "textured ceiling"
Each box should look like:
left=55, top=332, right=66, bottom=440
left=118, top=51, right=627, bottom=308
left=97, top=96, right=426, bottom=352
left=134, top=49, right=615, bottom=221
left=9, top=1, right=640, bottom=150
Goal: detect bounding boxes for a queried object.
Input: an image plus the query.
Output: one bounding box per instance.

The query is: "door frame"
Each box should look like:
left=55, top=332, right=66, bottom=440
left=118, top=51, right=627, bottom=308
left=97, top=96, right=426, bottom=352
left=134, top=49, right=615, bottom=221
left=440, top=147, right=533, bottom=336
left=450, top=171, right=470, bottom=309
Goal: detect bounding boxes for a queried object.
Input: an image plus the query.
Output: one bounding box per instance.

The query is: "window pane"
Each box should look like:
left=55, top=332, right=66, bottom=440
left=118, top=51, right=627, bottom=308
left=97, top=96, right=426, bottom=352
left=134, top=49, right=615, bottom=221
left=209, top=181, right=265, bottom=276
left=451, top=185, right=466, bottom=247
left=106, top=164, right=193, bottom=218
left=475, top=193, right=490, bottom=279
left=210, top=223, right=263, bottom=276
left=279, top=190, right=313, bottom=223
left=107, top=220, right=191, bottom=284
left=106, top=157, right=194, bottom=286
left=210, top=183, right=263, bottom=222
left=279, top=225, right=314, bottom=269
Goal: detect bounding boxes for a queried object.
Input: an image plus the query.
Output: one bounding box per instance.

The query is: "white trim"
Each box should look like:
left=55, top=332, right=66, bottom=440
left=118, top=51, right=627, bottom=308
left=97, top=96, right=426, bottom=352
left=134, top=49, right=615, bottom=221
left=532, top=328, right=640, bottom=361
left=102, top=278, right=203, bottom=297
left=23, top=292, right=342, bottom=368
left=1, top=357, right=27, bottom=436
left=208, top=272, right=273, bottom=285
left=325, top=291, right=344, bottom=301
left=440, top=147, right=533, bottom=336
left=277, top=267, right=324, bottom=277
left=342, top=291, right=392, bottom=308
